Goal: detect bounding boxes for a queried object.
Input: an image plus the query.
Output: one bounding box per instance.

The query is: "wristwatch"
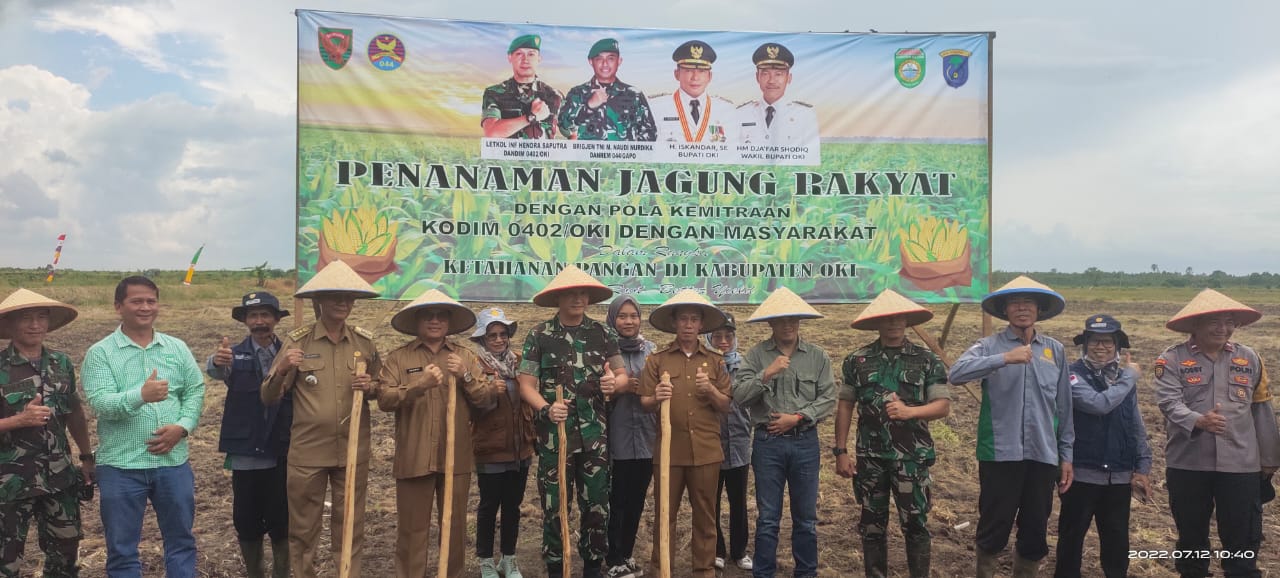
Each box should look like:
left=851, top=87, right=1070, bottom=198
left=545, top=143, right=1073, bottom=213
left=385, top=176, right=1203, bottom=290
left=463, top=371, right=475, bottom=384
left=832, top=447, right=848, bottom=456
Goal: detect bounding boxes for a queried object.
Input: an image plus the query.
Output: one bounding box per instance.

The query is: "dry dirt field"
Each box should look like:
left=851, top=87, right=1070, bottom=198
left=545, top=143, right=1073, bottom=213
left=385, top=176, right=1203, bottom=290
left=12, top=280, right=1280, bottom=577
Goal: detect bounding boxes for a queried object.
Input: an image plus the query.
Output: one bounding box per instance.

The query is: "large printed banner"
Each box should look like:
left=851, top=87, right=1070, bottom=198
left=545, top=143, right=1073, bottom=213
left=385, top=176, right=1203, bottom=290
left=297, top=10, right=992, bottom=304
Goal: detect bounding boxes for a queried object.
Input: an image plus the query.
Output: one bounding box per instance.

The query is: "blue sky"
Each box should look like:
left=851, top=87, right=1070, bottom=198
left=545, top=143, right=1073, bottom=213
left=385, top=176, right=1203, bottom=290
left=1, top=0, right=1277, bottom=274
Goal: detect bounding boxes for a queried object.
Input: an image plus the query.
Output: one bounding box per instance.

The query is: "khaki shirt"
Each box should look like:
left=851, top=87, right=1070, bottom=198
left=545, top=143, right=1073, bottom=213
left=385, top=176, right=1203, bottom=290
left=639, top=341, right=731, bottom=467
left=377, top=338, right=492, bottom=479
left=261, top=323, right=381, bottom=468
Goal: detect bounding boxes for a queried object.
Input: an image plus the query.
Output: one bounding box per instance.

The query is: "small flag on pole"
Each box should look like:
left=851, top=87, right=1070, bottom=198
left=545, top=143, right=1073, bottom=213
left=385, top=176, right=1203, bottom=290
left=45, top=234, right=66, bottom=283
left=182, top=245, right=204, bottom=286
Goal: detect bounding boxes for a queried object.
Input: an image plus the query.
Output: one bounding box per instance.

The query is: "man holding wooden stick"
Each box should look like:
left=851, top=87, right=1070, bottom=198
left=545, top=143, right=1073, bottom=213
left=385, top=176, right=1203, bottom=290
left=949, top=276, right=1073, bottom=578
left=261, top=261, right=380, bottom=578
left=639, top=290, right=733, bottom=578
left=378, top=290, right=492, bottom=578
left=518, top=265, right=626, bottom=578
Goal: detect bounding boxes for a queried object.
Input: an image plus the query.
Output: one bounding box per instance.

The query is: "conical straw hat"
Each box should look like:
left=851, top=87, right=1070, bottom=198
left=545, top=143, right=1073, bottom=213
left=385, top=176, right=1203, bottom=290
left=980, top=275, right=1065, bottom=321
left=746, top=286, right=824, bottom=323
left=649, top=290, right=728, bottom=334
left=1165, top=289, right=1261, bottom=333
left=851, top=289, right=933, bottom=330
left=296, top=260, right=380, bottom=299
left=531, top=264, right=613, bottom=307
left=0, top=288, right=78, bottom=338
left=390, top=289, right=476, bottom=336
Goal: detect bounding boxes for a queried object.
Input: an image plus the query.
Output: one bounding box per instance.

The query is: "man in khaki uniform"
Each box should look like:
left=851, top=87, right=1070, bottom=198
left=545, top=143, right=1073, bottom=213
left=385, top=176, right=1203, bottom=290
left=261, top=261, right=381, bottom=578
left=378, top=290, right=493, bottom=578
left=639, top=290, right=732, bottom=578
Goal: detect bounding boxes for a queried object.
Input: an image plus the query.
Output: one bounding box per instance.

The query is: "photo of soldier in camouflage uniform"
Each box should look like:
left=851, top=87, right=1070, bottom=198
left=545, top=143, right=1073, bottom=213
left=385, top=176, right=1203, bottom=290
left=835, top=290, right=952, bottom=578
left=517, top=265, right=626, bottom=578
left=557, top=38, right=657, bottom=141
left=482, top=34, right=563, bottom=140
left=0, top=289, right=94, bottom=578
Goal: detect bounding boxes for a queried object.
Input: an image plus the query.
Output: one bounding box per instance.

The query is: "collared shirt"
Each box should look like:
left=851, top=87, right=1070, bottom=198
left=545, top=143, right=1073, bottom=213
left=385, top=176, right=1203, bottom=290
left=840, top=339, right=951, bottom=463
left=733, top=337, right=836, bottom=428
left=82, top=326, right=205, bottom=469
left=558, top=77, right=657, bottom=141
left=206, top=335, right=287, bottom=470
left=639, top=340, right=732, bottom=467
left=949, top=326, right=1074, bottom=466
left=609, top=339, right=657, bottom=461
left=377, top=337, right=491, bottom=479
left=0, top=345, right=81, bottom=500
left=1155, top=339, right=1280, bottom=473
left=737, top=98, right=819, bottom=146
left=518, top=315, right=623, bottom=455
left=652, top=89, right=737, bottom=143
left=261, top=322, right=381, bottom=468
left=205, top=338, right=279, bottom=381
left=720, top=398, right=753, bottom=470
left=481, top=76, right=563, bottom=139
left=1067, top=358, right=1152, bottom=485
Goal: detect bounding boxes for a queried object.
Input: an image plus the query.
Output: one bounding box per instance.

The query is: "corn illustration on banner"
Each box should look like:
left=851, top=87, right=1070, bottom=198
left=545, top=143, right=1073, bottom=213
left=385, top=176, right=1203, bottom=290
left=296, top=10, right=992, bottom=304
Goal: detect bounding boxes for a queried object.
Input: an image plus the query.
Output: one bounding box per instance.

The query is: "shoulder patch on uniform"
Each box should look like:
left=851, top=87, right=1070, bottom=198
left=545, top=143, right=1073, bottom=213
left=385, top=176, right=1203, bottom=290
left=711, top=95, right=735, bottom=105
left=353, top=326, right=375, bottom=340
left=793, top=101, right=814, bottom=108
left=650, top=92, right=671, bottom=98
left=289, top=326, right=311, bottom=341
left=737, top=100, right=760, bottom=109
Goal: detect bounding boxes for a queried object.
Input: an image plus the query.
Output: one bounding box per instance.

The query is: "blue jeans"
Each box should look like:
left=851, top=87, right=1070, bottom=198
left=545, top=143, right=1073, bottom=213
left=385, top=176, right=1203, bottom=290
left=98, top=463, right=197, bottom=578
left=751, top=428, right=819, bottom=578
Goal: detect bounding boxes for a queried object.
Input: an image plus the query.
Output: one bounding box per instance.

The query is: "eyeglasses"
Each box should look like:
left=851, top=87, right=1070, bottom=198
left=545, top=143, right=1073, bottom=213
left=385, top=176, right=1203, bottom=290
left=485, top=332, right=510, bottom=340
left=419, top=310, right=451, bottom=321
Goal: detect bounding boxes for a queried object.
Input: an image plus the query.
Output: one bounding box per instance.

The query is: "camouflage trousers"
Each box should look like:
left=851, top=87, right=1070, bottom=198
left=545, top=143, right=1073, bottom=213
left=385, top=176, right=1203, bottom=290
left=0, top=487, right=82, bottom=578
left=537, top=440, right=610, bottom=566
left=854, top=456, right=932, bottom=545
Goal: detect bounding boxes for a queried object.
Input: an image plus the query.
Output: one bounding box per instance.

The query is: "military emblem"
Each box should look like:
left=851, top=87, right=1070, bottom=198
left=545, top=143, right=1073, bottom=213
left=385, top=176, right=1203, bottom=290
left=1186, top=375, right=1203, bottom=385
left=1180, top=359, right=1198, bottom=367
left=368, top=34, right=406, bottom=71
left=940, top=49, right=971, bottom=88
left=895, top=48, right=926, bottom=89
left=1234, top=376, right=1250, bottom=386
left=1154, top=364, right=1164, bottom=378
left=1231, top=357, right=1249, bottom=366
left=691, top=44, right=704, bottom=60
left=767, top=45, right=780, bottom=59
left=317, top=28, right=353, bottom=70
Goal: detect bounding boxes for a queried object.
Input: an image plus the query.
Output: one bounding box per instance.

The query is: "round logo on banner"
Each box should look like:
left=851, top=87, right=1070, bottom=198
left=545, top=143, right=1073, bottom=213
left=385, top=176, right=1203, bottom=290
left=368, top=34, right=406, bottom=71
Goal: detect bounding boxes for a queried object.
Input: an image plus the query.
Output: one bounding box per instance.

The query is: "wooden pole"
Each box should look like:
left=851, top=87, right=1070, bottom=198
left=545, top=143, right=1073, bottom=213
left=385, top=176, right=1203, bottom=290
left=939, top=303, right=961, bottom=349
left=556, top=385, right=570, bottom=578
left=338, top=352, right=366, bottom=578
left=911, top=326, right=980, bottom=403
left=438, top=375, right=458, bottom=577
left=658, top=371, right=673, bottom=578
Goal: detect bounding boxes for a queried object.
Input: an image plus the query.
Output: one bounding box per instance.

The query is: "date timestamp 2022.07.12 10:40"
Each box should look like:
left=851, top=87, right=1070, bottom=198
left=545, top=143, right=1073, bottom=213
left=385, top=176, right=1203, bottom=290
left=1129, top=550, right=1256, bottom=560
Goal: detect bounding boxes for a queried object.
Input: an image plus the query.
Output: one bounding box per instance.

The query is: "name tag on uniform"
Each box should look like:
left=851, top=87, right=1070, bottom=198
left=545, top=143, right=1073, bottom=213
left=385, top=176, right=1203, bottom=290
left=234, top=353, right=253, bottom=361
left=663, top=116, right=678, bottom=121
left=406, top=367, right=424, bottom=374
left=742, top=122, right=757, bottom=127
left=304, top=353, right=321, bottom=359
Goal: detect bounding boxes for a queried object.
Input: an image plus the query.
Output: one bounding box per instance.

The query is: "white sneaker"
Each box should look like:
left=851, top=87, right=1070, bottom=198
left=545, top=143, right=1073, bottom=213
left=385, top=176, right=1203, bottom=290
left=714, top=557, right=725, bottom=569
left=736, top=556, right=753, bottom=570
left=606, top=564, right=635, bottom=578
left=625, top=558, right=644, bottom=577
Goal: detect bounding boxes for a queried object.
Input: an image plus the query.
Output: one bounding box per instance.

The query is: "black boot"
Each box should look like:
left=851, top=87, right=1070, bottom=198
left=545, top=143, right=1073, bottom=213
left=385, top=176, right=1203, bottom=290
left=239, top=540, right=266, bottom=578
left=270, top=539, right=290, bottom=578
left=547, top=562, right=564, bottom=578
left=862, top=539, right=888, bottom=578
left=582, top=558, right=603, bottom=578
left=905, top=538, right=931, bottom=578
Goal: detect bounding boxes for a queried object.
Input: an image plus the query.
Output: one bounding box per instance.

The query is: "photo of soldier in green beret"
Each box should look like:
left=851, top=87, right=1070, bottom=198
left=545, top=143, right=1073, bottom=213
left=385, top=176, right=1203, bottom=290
left=482, top=34, right=563, bottom=139
left=557, top=38, right=657, bottom=141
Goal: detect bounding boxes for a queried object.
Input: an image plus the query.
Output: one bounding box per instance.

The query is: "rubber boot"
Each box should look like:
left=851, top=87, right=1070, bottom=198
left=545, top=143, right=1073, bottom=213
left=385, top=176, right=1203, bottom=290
left=582, top=559, right=603, bottom=578
left=547, top=563, right=564, bottom=578
left=239, top=540, right=266, bottom=578
left=1012, top=554, right=1041, bottom=578
left=976, top=549, right=999, bottom=578
left=861, top=539, right=888, bottom=578
left=904, top=538, right=931, bottom=578
left=270, top=539, right=290, bottom=578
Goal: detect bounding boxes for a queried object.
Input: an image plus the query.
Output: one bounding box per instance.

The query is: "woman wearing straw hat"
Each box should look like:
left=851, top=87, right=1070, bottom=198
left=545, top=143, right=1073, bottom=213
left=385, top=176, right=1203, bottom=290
left=638, top=290, right=732, bottom=578
left=516, top=265, right=626, bottom=578
left=733, top=287, right=836, bottom=578
left=707, top=312, right=753, bottom=573
left=376, top=290, right=492, bottom=578
left=0, top=289, right=92, bottom=577
left=1154, top=289, right=1280, bottom=578
left=1052, top=313, right=1151, bottom=578
left=949, top=275, right=1074, bottom=578
left=603, top=295, right=656, bottom=578
left=469, top=307, right=534, bottom=578
left=835, top=289, right=951, bottom=578
left=260, top=260, right=381, bottom=578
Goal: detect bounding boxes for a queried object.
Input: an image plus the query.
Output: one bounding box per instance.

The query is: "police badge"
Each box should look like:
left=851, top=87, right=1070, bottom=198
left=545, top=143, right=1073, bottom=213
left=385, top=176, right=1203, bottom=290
left=940, top=49, right=971, bottom=88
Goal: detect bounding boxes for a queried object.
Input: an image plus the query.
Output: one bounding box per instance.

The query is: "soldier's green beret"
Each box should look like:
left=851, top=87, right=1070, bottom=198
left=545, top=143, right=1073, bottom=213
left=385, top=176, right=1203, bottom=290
left=588, top=38, right=620, bottom=59
left=508, top=34, right=541, bottom=54
left=753, top=43, right=795, bottom=69
left=672, top=40, right=716, bottom=69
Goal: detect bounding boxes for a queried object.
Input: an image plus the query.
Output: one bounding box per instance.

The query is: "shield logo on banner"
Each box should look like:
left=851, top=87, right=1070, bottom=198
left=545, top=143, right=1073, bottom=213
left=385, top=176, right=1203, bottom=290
left=895, top=48, right=925, bottom=88
left=368, top=34, right=406, bottom=71
left=940, top=49, right=971, bottom=88
left=317, top=28, right=353, bottom=70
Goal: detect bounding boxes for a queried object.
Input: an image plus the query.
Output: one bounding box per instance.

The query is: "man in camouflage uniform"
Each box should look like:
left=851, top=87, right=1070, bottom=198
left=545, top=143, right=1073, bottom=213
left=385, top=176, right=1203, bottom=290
left=557, top=38, right=657, bottom=141
left=0, top=289, right=93, bottom=577
left=482, top=34, right=563, bottom=140
left=834, top=290, right=951, bottom=578
left=517, top=265, right=626, bottom=578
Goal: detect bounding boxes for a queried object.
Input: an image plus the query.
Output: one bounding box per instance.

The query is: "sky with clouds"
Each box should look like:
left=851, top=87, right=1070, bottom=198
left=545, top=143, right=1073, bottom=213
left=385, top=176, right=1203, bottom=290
left=0, top=0, right=1276, bottom=274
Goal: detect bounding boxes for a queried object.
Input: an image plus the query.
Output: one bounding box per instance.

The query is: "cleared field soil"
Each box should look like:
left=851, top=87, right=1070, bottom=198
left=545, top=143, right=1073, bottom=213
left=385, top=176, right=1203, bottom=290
left=14, top=281, right=1280, bottom=577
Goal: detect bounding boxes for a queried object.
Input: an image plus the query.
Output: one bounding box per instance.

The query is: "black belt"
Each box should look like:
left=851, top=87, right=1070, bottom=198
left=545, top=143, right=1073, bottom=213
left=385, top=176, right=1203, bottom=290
left=755, top=425, right=812, bottom=438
